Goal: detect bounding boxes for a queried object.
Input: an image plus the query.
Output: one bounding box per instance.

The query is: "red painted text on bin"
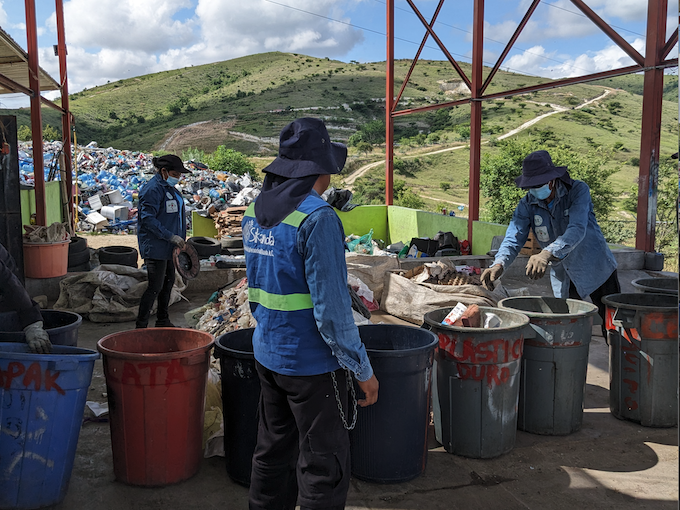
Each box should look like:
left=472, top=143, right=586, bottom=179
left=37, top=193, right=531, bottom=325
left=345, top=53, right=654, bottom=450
left=0, top=362, right=65, bottom=395
left=437, top=333, right=523, bottom=363
left=457, top=363, right=511, bottom=388
left=121, top=360, right=185, bottom=387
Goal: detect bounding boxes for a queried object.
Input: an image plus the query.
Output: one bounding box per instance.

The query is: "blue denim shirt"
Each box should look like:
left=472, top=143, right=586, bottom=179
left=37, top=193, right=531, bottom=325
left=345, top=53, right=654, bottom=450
left=494, top=180, right=617, bottom=298
left=295, top=191, right=374, bottom=382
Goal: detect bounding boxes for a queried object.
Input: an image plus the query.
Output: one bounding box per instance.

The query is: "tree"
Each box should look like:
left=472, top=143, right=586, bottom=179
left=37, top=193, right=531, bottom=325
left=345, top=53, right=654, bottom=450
left=479, top=138, right=616, bottom=225
left=358, top=120, right=386, bottom=145
left=355, top=141, right=373, bottom=155
left=440, top=182, right=451, bottom=192
left=43, top=124, right=60, bottom=141
left=17, top=125, right=31, bottom=141
left=204, top=146, right=255, bottom=175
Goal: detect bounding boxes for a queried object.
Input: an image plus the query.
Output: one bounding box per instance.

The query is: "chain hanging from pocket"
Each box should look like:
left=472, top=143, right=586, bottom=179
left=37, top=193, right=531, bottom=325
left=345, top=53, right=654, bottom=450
left=330, top=369, right=357, bottom=430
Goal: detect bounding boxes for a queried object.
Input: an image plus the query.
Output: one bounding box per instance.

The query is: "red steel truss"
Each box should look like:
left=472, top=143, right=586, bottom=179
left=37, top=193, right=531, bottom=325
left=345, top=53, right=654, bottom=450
left=385, top=0, right=678, bottom=251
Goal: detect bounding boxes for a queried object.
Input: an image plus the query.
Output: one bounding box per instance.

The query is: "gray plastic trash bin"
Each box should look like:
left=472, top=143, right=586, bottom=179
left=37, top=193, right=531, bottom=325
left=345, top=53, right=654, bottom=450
left=423, top=306, right=530, bottom=458
left=498, top=297, right=598, bottom=435
left=602, top=293, right=678, bottom=427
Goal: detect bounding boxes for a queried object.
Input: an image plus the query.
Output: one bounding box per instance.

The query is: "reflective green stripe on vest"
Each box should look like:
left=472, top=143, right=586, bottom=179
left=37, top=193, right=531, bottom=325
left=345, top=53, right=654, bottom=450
left=243, top=203, right=308, bottom=228
left=248, top=287, right=313, bottom=311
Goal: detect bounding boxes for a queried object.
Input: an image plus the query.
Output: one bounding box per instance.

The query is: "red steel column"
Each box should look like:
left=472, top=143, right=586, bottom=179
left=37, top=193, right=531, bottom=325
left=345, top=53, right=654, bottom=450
left=385, top=0, right=394, bottom=205
left=25, top=0, right=46, bottom=226
left=468, top=0, right=484, bottom=248
left=635, top=0, right=667, bottom=252
left=55, top=0, right=73, bottom=229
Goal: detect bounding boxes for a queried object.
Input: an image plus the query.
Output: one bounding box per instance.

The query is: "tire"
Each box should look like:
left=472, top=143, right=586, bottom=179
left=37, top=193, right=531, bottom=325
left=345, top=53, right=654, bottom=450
left=98, top=246, right=139, bottom=267
left=68, top=247, right=91, bottom=268
left=69, top=236, right=88, bottom=254
left=188, top=237, right=221, bottom=259
left=67, top=261, right=91, bottom=272
left=225, top=247, right=244, bottom=256
left=221, top=237, right=243, bottom=249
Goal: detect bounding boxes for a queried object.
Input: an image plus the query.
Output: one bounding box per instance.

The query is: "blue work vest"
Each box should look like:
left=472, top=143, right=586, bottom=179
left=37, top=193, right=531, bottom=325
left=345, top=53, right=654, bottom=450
left=242, top=195, right=341, bottom=376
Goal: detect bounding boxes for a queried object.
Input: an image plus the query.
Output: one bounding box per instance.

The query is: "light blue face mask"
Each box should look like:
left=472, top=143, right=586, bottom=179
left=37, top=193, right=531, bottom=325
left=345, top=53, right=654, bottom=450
left=529, top=183, right=551, bottom=200
left=166, top=176, right=180, bottom=186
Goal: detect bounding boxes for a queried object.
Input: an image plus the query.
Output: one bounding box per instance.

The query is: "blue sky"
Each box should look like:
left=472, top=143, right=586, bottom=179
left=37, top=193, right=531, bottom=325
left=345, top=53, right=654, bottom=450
left=0, top=0, right=676, bottom=108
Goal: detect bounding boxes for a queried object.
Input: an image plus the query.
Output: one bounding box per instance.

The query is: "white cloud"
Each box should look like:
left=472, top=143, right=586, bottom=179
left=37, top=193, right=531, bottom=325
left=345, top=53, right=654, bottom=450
left=506, top=38, right=646, bottom=79
left=61, top=0, right=196, bottom=53
left=32, top=0, right=365, bottom=93
left=587, top=0, right=647, bottom=23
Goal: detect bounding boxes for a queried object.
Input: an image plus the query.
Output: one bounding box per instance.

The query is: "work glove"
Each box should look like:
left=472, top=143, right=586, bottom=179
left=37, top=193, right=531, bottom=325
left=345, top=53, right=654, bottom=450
left=526, top=249, right=555, bottom=280
left=480, top=264, right=504, bottom=290
left=24, top=321, right=52, bottom=354
left=170, top=235, right=186, bottom=249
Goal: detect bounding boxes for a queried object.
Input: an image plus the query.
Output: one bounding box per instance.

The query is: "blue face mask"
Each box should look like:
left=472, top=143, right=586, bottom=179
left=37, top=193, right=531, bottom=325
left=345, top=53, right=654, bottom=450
left=529, top=183, right=551, bottom=200
left=166, top=176, right=179, bottom=186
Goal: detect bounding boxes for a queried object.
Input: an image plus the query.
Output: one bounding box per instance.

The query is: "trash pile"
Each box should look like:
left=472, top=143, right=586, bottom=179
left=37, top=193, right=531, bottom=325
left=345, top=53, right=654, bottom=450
left=17, top=141, right=263, bottom=235
left=190, top=278, right=256, bottom=337
left=402, top=261, right=482, bottom=286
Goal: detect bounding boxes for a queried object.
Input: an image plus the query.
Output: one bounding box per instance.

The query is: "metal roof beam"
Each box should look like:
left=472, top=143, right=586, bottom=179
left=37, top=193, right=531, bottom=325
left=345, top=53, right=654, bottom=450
left=0, top=72, right=34, bottom=96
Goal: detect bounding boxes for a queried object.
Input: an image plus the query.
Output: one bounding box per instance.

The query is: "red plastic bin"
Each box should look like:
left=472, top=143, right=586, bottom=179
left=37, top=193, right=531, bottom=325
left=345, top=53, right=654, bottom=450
left=97, top=328, right=214, bottom=486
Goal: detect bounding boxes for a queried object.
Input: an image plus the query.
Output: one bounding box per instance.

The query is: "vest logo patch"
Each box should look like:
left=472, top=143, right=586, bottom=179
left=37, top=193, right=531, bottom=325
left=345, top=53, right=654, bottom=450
left=243, top=219, right=275, bottom=257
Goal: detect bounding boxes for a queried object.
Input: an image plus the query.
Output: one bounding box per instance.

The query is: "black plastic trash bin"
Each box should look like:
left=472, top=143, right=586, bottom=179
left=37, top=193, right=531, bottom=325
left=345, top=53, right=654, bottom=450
left=602, top=293, right=678, bottom=427
left=0, top=309, right=82, bottom=346
left=498, top=297, right=598, bottom=435
left=214, top=328, right=260, bottom=487
left=349, top=324, right=437, bottom=483
left=423, top=306, right=530, bottom=458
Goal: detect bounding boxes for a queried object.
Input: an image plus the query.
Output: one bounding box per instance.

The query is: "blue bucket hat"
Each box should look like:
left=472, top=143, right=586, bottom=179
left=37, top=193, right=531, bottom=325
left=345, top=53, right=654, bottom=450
left=515, top=150, right=568, bottom=188
left=263, top=118, right=347, bottom=178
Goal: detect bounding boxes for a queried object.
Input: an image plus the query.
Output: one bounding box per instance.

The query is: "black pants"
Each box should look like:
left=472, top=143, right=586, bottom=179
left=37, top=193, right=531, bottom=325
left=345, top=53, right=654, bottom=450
left=569, top=269, right=621, bottom=338
left=136, top=259, right=176, bottom=328
left=249, top=362, right=351, bottom=510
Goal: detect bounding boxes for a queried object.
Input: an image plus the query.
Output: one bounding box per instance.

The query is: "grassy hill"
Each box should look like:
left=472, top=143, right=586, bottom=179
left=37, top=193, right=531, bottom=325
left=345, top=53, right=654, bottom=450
left=6, top=51, right=675, bottom=157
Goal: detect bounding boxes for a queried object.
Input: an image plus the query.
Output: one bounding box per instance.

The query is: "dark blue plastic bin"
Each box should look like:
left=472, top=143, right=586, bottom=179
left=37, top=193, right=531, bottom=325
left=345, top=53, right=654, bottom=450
left=0, top=342, right=99, bottom=509
left=0, top=310, right=82, bottom=346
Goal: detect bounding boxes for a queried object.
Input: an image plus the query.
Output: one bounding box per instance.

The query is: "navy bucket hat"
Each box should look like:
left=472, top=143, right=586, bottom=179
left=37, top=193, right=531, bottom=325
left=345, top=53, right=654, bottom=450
left=263, top=118, right=347, bottom=178
left=515, top=150, right=568, bottom=188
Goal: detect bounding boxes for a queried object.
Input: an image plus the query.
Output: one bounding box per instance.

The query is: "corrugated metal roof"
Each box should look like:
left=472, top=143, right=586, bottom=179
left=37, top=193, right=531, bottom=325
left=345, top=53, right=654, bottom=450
left=0, top=25, right=59, bottom=94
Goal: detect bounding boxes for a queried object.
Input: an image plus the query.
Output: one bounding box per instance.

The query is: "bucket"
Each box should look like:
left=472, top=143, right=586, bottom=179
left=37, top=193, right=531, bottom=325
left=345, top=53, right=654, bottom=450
left=97, top=328, right=215, bottom=486
left=423, top=306, right=530, bottom=459
left=349, top=324, right=437, bottom=483
left=630, top=277, right=678, bottom=296
left=602, top=293, right=678, bottom=427
left=23, top=241, right=69, bottom=279
left=0, top=309, right=82, bottom=346
left=213, top=328, right=259, bottom=487
left=643, top=252, right=664, bottom=271
left=498, top=297, right=598, bottom=435
left=0, top=343, right=99, bottom=510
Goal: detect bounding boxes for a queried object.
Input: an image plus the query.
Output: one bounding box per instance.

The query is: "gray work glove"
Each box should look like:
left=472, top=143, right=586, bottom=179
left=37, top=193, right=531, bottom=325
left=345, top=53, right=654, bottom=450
left=24, top=321, right=52, bottom=354
left=481, top=264, right=504, bottom=290
left=526, top=249, right=555, bottom=280
left=170, top=235, right=186, bottom=249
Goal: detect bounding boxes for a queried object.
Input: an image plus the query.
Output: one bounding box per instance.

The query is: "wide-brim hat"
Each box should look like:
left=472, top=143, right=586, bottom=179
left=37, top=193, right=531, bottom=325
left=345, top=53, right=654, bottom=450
left=263, top=118, right=347, bottom=178
left=515, top=150, right=568, bottom=188
left=153, top=154, right=192, bottom=174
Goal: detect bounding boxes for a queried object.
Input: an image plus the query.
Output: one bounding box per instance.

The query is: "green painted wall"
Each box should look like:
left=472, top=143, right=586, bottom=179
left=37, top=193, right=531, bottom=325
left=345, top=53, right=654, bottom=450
left=191, top=202, right=511, bottom=256
left=192, top=211, right=219, bottom=238
left=336, top=205, right=388, bottom=244
left=416, top=210, right=468, bottom=245
left=472, top=221, right=509, bottom=255
left=20, top=181, right=63, bottom=227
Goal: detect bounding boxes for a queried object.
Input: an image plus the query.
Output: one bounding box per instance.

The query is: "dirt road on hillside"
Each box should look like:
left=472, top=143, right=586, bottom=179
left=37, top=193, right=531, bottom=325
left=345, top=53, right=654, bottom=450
left=342, top=88, right=614, bottom=187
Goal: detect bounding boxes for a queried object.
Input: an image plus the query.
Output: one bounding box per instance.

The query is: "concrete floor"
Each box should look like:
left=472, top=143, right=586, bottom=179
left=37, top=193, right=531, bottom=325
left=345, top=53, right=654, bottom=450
left=49, top=270, right=679, bottom=509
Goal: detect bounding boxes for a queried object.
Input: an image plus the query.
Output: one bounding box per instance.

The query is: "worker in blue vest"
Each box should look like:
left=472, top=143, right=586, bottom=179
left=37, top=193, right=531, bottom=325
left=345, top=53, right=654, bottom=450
left=481, top=150, right=619, bottom=333
left=136, top=154, right=189, bottom=328
left=243, top=118, right=379, bottom=510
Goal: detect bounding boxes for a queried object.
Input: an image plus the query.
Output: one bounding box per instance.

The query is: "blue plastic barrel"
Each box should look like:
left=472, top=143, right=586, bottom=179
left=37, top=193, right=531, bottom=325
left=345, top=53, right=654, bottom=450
left=0, top=310, right=82, bottom=346
left=0, top=343, right=99, bottom=509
